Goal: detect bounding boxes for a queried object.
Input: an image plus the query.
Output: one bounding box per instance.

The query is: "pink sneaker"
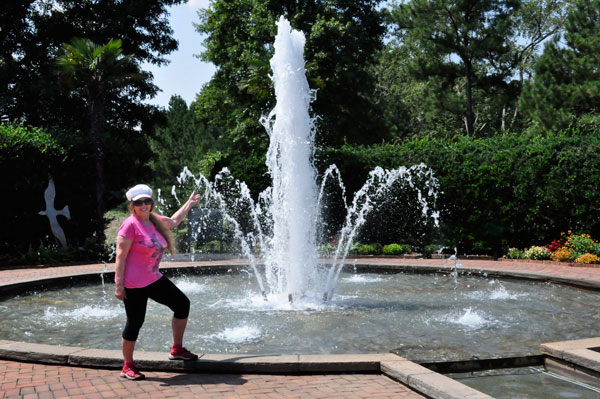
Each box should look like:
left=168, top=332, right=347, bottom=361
left=169, top=346, right=198, bottom=361
left=120, top=363, right=145, bottom=380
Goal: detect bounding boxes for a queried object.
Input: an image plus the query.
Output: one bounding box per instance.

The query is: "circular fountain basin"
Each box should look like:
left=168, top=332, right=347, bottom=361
left=1, top=267, right=599, bottom=362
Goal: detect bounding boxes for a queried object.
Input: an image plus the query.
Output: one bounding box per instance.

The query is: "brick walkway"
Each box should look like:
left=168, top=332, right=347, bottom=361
left=0, top=359, right=423, bottom=399
left=2, top=258, right=600, bottom=288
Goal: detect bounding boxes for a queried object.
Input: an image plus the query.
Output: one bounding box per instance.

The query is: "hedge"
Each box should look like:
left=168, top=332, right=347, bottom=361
left=319, top=129, right=600, bottom=256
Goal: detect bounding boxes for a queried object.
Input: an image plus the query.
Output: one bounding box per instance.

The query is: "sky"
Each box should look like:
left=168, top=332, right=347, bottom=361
left=143, top=0, right=215, bottom=109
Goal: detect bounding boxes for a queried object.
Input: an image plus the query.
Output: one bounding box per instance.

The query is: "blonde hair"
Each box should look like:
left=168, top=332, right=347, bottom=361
left=128, top=201, right=175, bottom=255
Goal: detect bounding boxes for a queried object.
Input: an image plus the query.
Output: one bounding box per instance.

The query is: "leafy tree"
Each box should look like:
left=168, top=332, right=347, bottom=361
left=372, top=42, right=465, bottom=138
left=508, top=0, right=570, bottom=128
left=57, top=38, right=141, bottom=236
left=1, top=0, right=182, bottom=125
left=521, top=0, right=600, bottom=131
left=195, top=0, right=387, bottom=193
left=387, top=0, right=519, bottom=136
left=0, top=0, right=182, bottom=241
left=148, top=95, right=221, bottom=191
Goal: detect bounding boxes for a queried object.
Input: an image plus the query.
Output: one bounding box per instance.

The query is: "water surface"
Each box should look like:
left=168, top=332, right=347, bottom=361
left=2, top=270, right=598, bottom=361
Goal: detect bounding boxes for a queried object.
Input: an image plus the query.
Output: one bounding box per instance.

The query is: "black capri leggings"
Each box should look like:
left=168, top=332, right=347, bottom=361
left=122, top=276, right=190, bottom=341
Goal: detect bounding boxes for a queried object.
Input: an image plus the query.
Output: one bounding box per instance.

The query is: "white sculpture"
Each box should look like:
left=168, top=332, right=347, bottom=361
left=38, top=176, right=71, bottom=248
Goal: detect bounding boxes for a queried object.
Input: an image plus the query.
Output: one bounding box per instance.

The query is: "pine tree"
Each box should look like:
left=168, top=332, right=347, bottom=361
left=521, top=0, right=600, bottom=131
left=388, top=0, right=519, bottom=136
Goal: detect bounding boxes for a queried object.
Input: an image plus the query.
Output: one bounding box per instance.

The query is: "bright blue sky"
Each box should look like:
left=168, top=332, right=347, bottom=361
left=143, top=0, right=215, bottom=109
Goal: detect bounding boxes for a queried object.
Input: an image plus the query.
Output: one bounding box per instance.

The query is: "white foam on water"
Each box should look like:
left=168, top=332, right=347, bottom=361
left=218, top=292, right=337, bottom=312
left=466, top=285, right=526, bottom=300
left=207, top=324, right=262, bottom=344
left=342, top=275, right=385, bottom=283
left=489, top=286, right=524, bottom=300
left=174, top=278, right=206, bottom=294
left=451, top=307, right=491, bottom=329
left=43, top=305, right=121, bottom=325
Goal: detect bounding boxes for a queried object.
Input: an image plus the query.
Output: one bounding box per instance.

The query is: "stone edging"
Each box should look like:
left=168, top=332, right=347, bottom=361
left=540, top=337, right=600, bottom=388
left=0, top=340, right=492, bottom=399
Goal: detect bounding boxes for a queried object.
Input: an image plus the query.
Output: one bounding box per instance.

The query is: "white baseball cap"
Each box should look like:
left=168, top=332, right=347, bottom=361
left=126, top=184, right=153, bottom=201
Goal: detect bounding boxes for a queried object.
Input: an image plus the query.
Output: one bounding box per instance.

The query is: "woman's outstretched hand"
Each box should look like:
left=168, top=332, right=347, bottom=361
left=188, top=191, right=201, bottom=206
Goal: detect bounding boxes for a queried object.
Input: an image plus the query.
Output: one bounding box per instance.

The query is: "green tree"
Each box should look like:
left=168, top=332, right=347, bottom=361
left=508, top=0, right=570, bottom=129
left=387, top=0, right=519, bottom=136
left=57, top=38, right=141, bottom=237
left=148, top=95, right=221, bottom=190
left=0, top=0, right=182, bottom=126
left=372, top=40, right=465, bottom=138
left=195, top=0, right=387, bottom=192
left=521, top=0, right=600, bottom=131
left=0, top=0, right=182, bottom=241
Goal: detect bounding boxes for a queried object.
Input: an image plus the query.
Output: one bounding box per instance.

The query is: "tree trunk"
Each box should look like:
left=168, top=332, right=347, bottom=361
left=464, top=60, right=474, bottom=136
left=89, top=91, right=106, bottom=240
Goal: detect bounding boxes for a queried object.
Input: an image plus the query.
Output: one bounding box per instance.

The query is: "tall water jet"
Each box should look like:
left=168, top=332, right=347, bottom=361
left=261, top=17, right=319, bottom=302
left=161, top=16, right=439, bottom=307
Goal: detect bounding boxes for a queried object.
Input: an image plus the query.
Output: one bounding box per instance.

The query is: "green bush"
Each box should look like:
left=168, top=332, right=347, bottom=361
left=349, top=242, right=382, bottom=255
left=505, top=248, right=525, bottom=259
left=0, top=118, right=156, bottom=265
left=197, top=240, right=232, bottom=253
left=382, top=243, right=411, bottom=255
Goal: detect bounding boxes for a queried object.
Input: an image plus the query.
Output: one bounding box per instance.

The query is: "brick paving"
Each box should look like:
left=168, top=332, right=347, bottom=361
left=2, top=258, right=600, bottom=398
left=3, top=258, right=600, bottom=289
left=0, top=359, right=423, bottom=399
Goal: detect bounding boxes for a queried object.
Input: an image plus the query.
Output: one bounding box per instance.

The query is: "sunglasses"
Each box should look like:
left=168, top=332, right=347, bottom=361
left=132, top=198, right=153, bottom=206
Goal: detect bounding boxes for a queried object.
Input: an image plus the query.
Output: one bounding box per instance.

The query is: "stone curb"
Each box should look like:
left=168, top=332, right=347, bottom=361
left=381, top=360, right=493, bottom=399
left=541, top=337, right=600, bottom=373
left=498, top=258, right=600, bottom=268
left=0, top=339, right=493, bottom=399
left=540, top=337, right=600, bottom=389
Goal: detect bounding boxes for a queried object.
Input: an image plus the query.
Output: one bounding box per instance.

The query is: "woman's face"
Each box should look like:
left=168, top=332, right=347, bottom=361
left=132, top=198, right=153, bottom=218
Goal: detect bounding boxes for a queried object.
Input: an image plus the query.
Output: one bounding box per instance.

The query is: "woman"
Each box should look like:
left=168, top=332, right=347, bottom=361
left=114, top=183, right=201, bottom=380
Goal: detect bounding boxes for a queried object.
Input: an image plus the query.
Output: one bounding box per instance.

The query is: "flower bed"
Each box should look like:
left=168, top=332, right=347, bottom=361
left=502, top=231, right=600, bottom=267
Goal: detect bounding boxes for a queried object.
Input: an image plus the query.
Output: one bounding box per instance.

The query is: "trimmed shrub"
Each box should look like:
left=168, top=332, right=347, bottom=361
left=505, top=248, right=524, bottom=259
left=350, top=242, right=382, bottom=255
left=382, top=243, right=411, bottom=255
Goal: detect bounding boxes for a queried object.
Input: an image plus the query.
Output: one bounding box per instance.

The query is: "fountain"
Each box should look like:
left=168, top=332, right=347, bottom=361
left=159, top=16, right=439, bottom=308
left=3, top=15, right=600, bottom=365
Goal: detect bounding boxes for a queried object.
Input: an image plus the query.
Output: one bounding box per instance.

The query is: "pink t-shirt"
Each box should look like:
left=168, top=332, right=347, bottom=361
left=117, top=214, right=168, bottom=288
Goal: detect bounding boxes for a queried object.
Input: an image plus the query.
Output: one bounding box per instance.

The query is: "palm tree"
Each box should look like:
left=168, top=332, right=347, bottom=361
left=57, top=38, right=139, bottom=238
